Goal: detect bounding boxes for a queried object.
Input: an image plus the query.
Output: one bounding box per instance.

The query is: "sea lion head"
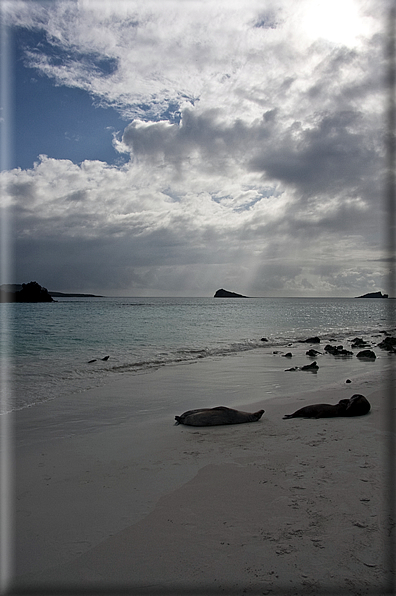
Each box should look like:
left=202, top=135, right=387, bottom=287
left=344, top=394, right=371, bottom=416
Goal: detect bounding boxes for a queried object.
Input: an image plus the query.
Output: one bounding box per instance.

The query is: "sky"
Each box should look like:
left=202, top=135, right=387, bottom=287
left=0, top=0, right=392, bottom=297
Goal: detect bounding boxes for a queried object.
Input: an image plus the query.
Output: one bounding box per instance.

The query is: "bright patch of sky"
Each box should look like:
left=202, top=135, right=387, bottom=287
left=0, top=0, right=391, bottom=296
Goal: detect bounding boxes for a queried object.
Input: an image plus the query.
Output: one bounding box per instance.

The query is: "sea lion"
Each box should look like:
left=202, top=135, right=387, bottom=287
left=175, top=406, right=265, bottom=427
left=283, top=401, right=347, bottom=419
left=285, top=361, right=319, bottom=372
left=283, top=394, right=370, bottom=419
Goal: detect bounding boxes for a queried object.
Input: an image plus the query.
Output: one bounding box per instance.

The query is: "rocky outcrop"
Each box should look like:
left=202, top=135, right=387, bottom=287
left=306, top=349, right=321, bottom=357
left=285, top=361, right=319, bottom=372
left=356, top=291, right=388, bottom=298
left=299, top=336, right=320, bottom=344
left=356, top=349, right=376, bottom=360
left=16, top=281, right=54, bottom=302
left=351, top=337, right=370, bottom=349
left=214, top=288, right=248, bottom=298
left=0, top=282, right=103, bottom=301
left=8, top=281, right=54, bottom=302
left=378, top=336, right=396, bottom=352
left=324, top=344, right=353, bottom=356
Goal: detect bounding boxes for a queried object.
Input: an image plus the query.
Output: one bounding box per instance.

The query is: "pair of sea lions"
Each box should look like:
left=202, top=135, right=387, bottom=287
left=175, top=394, right=370, bottom=426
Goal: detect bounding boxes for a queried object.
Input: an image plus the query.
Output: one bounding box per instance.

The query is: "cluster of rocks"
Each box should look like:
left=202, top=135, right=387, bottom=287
left=323, top=344, right=354, bottom=357
left=377, top=336, right=396, bottom=353
left=285, top=361, right=319, bottom=373
left=267, top=332, right=396, bottom=373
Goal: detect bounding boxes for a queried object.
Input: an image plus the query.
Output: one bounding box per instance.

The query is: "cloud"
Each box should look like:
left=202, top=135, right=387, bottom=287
left=2, top=0, right=389, bottom=296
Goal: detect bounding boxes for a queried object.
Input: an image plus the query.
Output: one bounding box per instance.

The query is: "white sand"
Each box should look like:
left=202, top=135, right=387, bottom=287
left=10, top=348, right=395, bottom=594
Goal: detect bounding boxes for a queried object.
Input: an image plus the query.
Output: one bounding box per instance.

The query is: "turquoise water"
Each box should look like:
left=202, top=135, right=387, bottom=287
left=2, top=296, right=395, bottom=412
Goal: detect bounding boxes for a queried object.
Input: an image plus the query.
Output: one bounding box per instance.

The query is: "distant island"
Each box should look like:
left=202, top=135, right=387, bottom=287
left=49, top=291, right=104, bottom=298
left=0, top=281, right=54, bottom=302
left=214, top=288, right=248, bottom=298
left=0, top=282, right=103, bottom=302
left=356, top=291, right=388, bottom=299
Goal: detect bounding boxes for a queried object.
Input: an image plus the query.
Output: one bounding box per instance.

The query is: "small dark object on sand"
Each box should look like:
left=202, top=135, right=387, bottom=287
left=101, top=355, right=110, bottom=361
left=283, top=394, right=370, bottom=419
left=324, top=344, right=353, bottom=357
left=351, top=337, right=370, bottom=348
left=378, top=337, right=396, bottom=352
left=175, top=406, right=265, bottom=427
left=301, top=361, right=319, bottom=371
left=306, top=349, right=321, bottom=357
left=285, top=361, right=319, bottom=372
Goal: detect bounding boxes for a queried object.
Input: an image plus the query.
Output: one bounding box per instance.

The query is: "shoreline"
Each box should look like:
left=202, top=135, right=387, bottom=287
left=9, top=347, right=396, bottom=594
left=9, top=296, right=396, bottom=416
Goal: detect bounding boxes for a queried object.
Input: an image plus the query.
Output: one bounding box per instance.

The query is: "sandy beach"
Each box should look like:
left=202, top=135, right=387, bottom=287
left=9, top=347, right=396, bottom=595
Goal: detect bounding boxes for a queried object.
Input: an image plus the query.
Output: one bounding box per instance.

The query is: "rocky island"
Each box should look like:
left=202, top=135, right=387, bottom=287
left=356, top=291, right=388, bottom=299
left=214, top=288, right=248, bottom=298
left=0, top=282, right=103, bottom=302
left=0, top=281, right=54, bottom=302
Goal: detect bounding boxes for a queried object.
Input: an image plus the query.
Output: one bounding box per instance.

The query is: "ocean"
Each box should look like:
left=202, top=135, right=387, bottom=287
left=2, top=296, right=395, bottom=415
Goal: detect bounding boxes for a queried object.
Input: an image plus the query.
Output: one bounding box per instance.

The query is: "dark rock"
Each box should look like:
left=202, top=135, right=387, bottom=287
left=285, top=360, right=319, bottom=372
left=346, top=379, right=352, bottom=383
left=214, top=288, right=247, bottom=298
left=260, top=337, right=268, bottom=342
left=101, top=356, right=110, bottom=361
left=15, top=281, right=54, bottom=303
left=356, top=291, right=388, bottom=298
left=306, top=349, right=321, bottom=357
left=88, top=359, right=97, bottom=364
left=378, top=337, right=396, bottom=352
left=324, top=344, right=353, bottom=357
left=301, top=361, right=319, bottom=371
left=356, top=350, right=377, bottom=360
left=282, top=352, right=293, bottom=358
left=304, top=336, right=320, bottom=343
left=351, top=337, right=370, bottom=348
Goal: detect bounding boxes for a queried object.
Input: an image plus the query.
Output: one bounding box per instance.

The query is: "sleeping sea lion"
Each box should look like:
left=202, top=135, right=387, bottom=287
left=283, top=394, right=370, bottom=419
left=175, top=406, right=265, bottom=427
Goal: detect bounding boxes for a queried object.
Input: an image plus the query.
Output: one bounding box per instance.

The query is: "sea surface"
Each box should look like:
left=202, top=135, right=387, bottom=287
left=2, top=296, right=395, bottom=414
